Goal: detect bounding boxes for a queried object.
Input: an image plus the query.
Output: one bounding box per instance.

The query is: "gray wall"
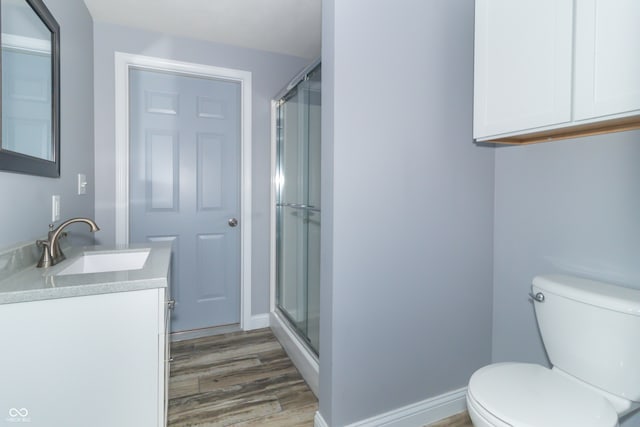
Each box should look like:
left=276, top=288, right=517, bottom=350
left=0, top=0, right=94, bottom=250
left=492, top=130, right=640, bottom=426
left=92, top=22, right=309, bottom=316
left=320, top=0, right=495, bottom=425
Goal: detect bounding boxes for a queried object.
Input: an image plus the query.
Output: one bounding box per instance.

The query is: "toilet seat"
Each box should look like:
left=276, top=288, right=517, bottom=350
left=467, top=363, right=618, bottom=427
left=467, top=388, right=510, bottom=427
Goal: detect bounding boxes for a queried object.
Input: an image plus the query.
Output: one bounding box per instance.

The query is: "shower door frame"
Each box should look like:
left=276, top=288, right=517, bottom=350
left=268, top=59, right=320, bottom=397
left=275, top=85, right=314, bottom=342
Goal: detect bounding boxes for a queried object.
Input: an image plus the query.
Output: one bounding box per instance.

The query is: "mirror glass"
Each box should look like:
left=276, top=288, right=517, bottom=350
left=1, top=0, right=59, bottom=177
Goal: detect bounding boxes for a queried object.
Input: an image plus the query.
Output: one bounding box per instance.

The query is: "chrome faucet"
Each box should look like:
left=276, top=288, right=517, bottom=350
left=36, top=217, right=100, bottom=268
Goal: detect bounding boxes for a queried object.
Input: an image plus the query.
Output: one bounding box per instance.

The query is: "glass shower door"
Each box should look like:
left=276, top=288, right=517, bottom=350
left=276, top=65, right=321, bottom=354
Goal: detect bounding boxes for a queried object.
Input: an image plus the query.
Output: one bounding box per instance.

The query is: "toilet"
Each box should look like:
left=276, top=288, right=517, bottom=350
left=466, top=274, right=640, bottom=427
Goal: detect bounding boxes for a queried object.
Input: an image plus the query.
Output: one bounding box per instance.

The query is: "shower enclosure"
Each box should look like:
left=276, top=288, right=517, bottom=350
left=275, top=62, right=321, bottom=355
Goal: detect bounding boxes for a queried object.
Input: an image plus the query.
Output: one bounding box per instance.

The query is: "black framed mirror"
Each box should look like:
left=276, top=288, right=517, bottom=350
left=0, top=0, right=60, bottom=177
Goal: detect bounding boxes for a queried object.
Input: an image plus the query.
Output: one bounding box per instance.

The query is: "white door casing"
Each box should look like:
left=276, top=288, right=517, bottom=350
left=114, top=52, right=253, bottom=330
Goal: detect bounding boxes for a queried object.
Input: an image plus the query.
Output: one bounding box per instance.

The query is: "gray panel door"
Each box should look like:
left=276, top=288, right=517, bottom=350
left=129, top=68, right=241, bottom=332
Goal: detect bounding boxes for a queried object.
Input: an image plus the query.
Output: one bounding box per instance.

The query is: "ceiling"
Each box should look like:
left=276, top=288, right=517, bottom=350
left=82, top=0, right=321, bottom=59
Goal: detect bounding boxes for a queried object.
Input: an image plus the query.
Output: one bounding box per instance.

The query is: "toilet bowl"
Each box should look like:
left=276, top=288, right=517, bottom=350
left=466, top=386, right=510, bottom=427
left=466, top=275, right=640, bottom=427
left=467, top=363, right=618, bottom=427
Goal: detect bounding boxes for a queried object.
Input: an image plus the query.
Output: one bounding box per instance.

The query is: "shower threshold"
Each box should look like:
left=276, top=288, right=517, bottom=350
left=270, top=309, right=319, bottom=397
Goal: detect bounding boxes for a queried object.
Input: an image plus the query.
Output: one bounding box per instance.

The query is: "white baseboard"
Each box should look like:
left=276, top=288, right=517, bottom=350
left=315, top=411, right=330, bottom=427
left=270, top=310, right=319, bottom=397
left=315, top=387, right=467, bottom=427
left=245, top=313, right=270, bottom=330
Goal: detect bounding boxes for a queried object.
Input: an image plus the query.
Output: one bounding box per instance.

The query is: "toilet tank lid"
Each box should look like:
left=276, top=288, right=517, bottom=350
left=533, top=275, right=640, bottom=316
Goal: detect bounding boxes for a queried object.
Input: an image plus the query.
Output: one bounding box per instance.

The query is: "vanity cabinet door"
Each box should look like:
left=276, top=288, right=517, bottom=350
left=0, top=289, right=163, bottom=427
left=473, top=0, right=573, bottom=139
left=574, top=0, right=640, bottom=121
left=161, top=287, right=171, bottom=426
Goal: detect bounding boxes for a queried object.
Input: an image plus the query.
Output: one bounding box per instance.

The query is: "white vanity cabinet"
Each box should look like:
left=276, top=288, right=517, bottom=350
left=474, top=0, right=640, bottom=143
left=0, top=288, right=169, bottom=427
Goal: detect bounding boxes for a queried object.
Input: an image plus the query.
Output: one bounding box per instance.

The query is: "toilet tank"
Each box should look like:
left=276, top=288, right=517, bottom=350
left=533, top=275, right=640, bottom=402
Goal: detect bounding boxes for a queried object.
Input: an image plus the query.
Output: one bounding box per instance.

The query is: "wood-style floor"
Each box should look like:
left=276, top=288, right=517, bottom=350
left=167, top=328, right=472, bottom=427
left=427, top=412, right=473, bottom=427
left=168, top=328, right=317, bottom=426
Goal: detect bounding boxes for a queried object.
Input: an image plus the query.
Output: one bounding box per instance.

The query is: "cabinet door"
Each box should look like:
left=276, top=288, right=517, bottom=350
left=0, top=290, right=160, bottom=427
left=162, top=288, right=171, bottom=426
left=474, top=0, right=573, bottom=139
left=574, top=0, right=640, bottom=121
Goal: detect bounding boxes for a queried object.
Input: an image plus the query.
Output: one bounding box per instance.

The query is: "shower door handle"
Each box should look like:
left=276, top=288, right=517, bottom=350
left=228, top=218, right=238, bottom=227
left=277, top=203, right=321, bottom=213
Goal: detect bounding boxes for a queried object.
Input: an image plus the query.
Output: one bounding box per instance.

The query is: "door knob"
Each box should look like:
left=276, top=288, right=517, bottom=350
left=228, top=218, right=238, bottom=227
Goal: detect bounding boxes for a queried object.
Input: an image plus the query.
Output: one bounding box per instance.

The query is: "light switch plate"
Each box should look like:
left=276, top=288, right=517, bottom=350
left=77, top=173, right=87, bottom=195
left=52, top=195, right=60, bottom=222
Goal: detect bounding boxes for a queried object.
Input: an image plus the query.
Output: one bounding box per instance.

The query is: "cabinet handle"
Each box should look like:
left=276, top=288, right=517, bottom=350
left=167, top=299, right=176, bottom=310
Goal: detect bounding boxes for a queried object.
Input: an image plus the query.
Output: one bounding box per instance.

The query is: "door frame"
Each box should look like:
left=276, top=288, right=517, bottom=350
left=114, top=52, right=253, bottom=330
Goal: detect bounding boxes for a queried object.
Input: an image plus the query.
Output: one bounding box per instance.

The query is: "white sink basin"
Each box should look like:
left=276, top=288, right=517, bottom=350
left=57, top=249, right=150, bottom=276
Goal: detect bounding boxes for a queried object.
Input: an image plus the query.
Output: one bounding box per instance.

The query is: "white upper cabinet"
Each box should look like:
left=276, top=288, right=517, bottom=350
left=474, top=0, right=573, bottom=139
left=574, top=0, right=640, bottom=121
left=474, top=0, right=640, bottom=143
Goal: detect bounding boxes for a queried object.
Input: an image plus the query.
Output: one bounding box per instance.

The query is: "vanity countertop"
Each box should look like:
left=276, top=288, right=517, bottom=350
left=0, top=242, right=172, bottom=305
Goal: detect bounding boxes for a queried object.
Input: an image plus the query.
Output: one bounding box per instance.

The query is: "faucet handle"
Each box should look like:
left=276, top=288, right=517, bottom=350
left=36, top=240, right=53, bottom=268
